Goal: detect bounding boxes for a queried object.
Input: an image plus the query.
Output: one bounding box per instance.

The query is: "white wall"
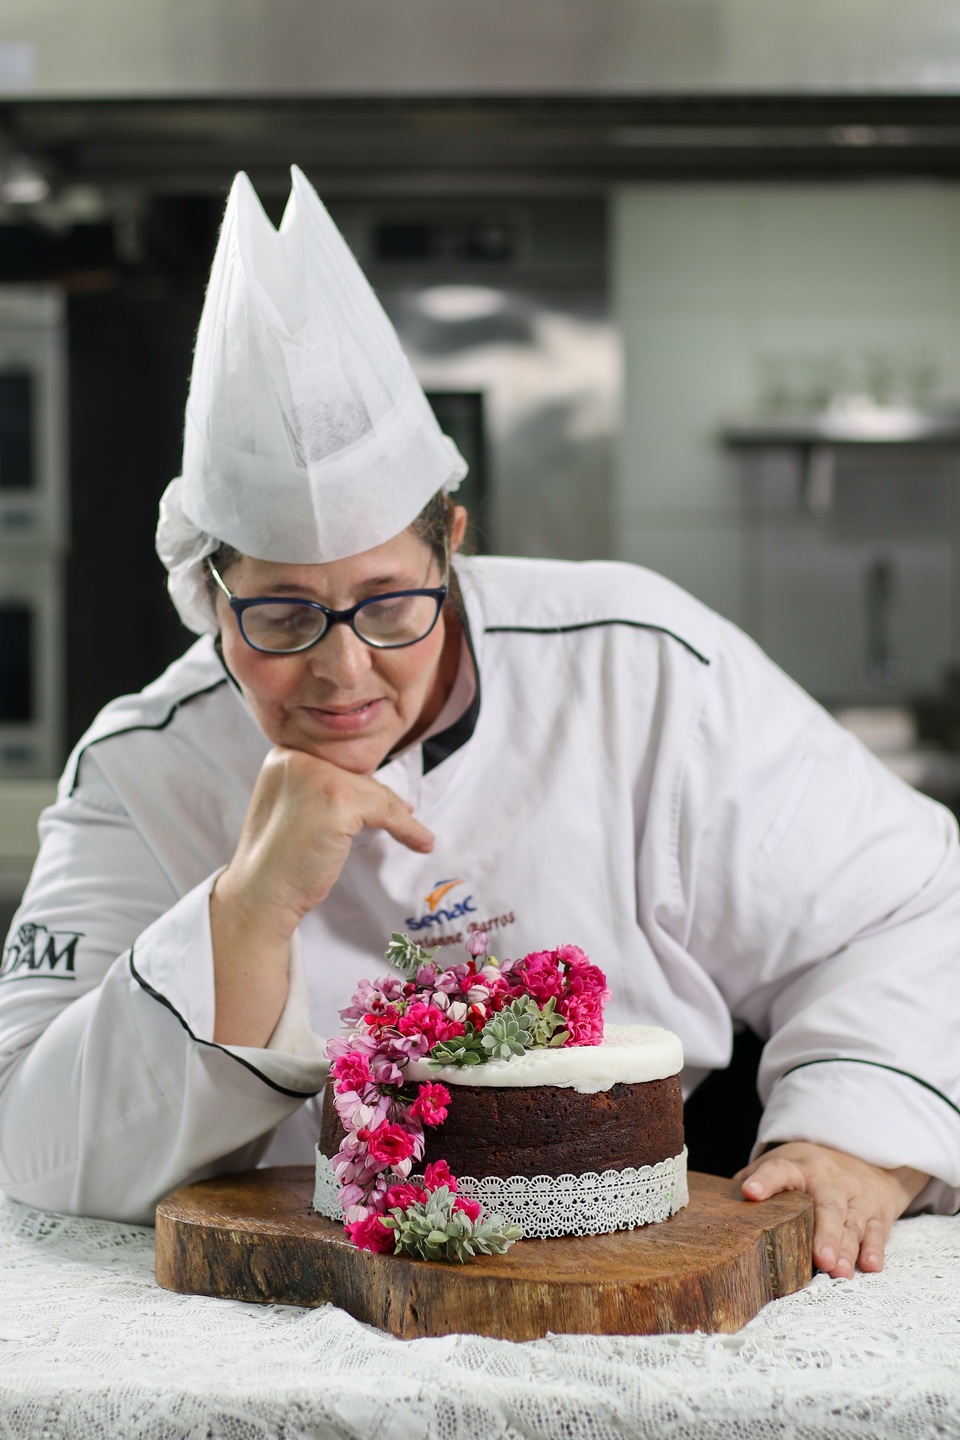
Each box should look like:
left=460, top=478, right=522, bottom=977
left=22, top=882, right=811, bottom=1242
left=612, top=182, right=960, bottom=701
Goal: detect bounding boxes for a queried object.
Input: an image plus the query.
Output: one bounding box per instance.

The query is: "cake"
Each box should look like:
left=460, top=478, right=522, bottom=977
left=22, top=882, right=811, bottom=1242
left=314, top=933, right=687, bottom=1260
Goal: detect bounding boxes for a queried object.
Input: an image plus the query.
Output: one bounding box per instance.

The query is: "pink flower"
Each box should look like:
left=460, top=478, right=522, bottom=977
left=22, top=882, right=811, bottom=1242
left=384, top=1181, right=429, bottom=1211
left=410, top=1082, right=451, bottom=1127
left=453, top=1195, right=482, bottom=1223
left=423, top=1159, right=458, bottom=1193
left=430, top=968, right=462, bottom=995
left=345, top=1213, right=395, bottom=1254
left=555, top=943, right=590, bottom=968
left=368, top=1056, right=405, bottom=1087
left=512, top=950, right=565, bottom=1003
left=366, top=1121, right=419, bottom=1168
left=557, top=990, right=606, bottom=1046
left=387, top=1031, right=431, bottom=1061
left=396, top=1002, right=465, bottom=1047
left=325, top=1032, right=377, bottom=1062
left=556, top=949, right=610, bottom=1045
left=331, top=1051, right=372, bottom=1093
left=465, top=930, right=489, bottom=958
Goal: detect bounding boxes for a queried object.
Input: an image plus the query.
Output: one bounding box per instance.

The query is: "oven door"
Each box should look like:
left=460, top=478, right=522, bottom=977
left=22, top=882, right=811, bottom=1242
left=0, top=556, right=62, bottom=777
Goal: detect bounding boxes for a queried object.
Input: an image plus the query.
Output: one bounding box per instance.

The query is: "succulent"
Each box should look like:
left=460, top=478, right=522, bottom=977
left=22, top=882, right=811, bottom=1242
left=385, top=932, right=437, bottom=979
left=523, top=995, right=570, bottom=1049
left=480, top=1006, right=533, bottom=1059
left=383, top=1187, right=523, bottom=1262
left=482, top=996, right=569, bottom=1056
left=426, top=1023, right=488, bottom=1069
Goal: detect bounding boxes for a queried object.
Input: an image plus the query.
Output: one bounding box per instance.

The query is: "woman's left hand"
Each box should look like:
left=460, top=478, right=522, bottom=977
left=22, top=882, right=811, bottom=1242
left=734, top=1142, right=929, bottom=1278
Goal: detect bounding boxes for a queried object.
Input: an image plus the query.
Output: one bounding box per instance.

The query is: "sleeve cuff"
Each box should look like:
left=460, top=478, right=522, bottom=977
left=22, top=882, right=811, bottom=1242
left=131, top=878, right=328, bottom=1096
left=755, top=1059, right=960, bottom=1209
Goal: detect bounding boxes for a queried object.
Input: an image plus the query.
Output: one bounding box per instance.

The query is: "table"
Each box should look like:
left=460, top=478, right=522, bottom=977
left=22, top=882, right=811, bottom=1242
left=1, top=1191, right=959, bottom=1440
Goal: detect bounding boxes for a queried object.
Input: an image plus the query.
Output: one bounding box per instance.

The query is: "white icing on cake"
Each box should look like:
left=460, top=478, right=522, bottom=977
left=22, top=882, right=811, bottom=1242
left=404, top=1023, right=683, bottom=1093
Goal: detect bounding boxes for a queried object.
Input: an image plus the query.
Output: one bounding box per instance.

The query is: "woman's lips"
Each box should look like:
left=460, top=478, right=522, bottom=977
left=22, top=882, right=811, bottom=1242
left=301, top=698, right=386, bottom=733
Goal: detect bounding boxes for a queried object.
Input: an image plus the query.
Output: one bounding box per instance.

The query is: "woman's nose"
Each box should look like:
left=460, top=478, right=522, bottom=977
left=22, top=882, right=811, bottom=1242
left=306, top=621, right=372, bottom=686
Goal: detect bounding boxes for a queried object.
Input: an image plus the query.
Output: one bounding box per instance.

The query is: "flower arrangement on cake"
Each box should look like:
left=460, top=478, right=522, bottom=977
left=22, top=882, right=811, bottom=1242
left=323, top=930, right=611, bottom=1262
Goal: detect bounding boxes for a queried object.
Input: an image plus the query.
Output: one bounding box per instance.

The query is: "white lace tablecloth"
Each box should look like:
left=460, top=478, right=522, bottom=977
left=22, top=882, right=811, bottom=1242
left=1, top=1193, right=959, bottom=1440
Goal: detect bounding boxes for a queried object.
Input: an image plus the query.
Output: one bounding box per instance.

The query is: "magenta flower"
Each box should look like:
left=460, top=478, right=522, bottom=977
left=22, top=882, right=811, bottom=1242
left=396, top=1002, right=466, bottom=1047
left=365, top=1122, right=419, bottom=1168
left=383, top=1181, right=429, bottom=1211
left=331, top=1051, right=372, bottom=1093
left=423, top=1159, right=458, bottom=1193
left=410, top=1082, right=451, bottom=1128
left=345, top=1213, right=395, bottom=1254
left=512, top=950, right=565, bottom=1002
left=557, top=990, right=606, bottom=1046
left=328, top=931, right=606, bottom=1253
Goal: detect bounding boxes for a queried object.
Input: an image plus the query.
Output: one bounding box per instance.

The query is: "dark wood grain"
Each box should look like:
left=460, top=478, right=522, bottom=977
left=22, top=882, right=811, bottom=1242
left=155, top=1166, right=813, bottom=1340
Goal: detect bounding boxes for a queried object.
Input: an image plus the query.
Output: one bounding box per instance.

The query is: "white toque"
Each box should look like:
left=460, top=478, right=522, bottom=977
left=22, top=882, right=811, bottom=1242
left=157, top=166, right=467, bottom=635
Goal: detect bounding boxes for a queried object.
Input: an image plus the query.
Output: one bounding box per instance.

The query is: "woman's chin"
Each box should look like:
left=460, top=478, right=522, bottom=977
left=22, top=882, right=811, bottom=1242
left=282, top=724, right=397, bottom=775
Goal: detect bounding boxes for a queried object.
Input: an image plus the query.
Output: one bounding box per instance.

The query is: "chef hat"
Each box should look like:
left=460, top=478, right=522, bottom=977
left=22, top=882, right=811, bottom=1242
left=157, top=165, right=466, bottom=635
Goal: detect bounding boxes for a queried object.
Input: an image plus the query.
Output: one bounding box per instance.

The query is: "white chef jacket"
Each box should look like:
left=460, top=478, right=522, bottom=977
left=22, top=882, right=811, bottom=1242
left=1, top=556, right=959, bottom=1224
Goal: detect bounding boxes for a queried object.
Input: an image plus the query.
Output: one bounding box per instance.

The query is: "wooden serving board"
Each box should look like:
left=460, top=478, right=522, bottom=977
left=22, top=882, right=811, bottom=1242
left=155, top=1167, right=813, bottom=1340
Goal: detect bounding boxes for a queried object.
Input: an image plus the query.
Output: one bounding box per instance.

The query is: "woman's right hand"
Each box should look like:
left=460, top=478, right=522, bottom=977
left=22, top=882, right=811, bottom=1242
left=210, top=747, right=434, bottom=1045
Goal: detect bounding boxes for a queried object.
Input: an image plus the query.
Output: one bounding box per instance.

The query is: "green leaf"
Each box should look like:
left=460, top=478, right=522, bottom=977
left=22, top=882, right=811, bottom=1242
left=384, top=932, right=437, bottom=979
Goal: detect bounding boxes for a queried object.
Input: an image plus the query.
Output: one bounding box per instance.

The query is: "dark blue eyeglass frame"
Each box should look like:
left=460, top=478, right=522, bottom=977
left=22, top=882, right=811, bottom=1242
left=207, top=559, right=448, bottom=653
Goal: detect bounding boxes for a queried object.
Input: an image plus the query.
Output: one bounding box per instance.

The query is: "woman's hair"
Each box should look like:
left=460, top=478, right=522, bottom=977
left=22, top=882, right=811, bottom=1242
left=206, top=489, right=464, bottom=604
left=410, top=489, right=461, bottom=572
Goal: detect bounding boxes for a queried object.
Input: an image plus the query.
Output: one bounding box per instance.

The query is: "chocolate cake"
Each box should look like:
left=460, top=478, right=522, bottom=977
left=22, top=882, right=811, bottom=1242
left=321, top=1075, right=683, bottom=1178
left=316, top=1024, right=688, bottom=1237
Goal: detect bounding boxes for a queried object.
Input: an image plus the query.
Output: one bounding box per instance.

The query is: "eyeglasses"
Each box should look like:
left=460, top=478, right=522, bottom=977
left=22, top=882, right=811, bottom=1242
left=207, top=559, right=448, bottom=654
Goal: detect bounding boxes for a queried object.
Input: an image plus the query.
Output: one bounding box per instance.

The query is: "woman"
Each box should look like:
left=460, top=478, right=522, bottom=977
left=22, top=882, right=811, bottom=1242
left=1, top=170, right=956, bottom=1281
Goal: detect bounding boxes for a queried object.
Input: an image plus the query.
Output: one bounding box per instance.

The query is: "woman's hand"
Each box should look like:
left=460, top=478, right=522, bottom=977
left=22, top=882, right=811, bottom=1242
left=210, top=746, right=434, bottom=1046
left=219, top=746, right=433, bottom=935
left=734, top=1141, right=929, bottom=1279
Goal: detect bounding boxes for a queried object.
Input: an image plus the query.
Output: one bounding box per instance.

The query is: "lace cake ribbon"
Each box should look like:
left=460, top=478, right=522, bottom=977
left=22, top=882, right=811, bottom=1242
left=314, top=1145, right=689, bottom=1238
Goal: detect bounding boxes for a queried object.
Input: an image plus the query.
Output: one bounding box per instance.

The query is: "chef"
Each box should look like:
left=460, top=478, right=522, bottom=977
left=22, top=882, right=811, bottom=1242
left=1, top=169, right=957, bottom=1281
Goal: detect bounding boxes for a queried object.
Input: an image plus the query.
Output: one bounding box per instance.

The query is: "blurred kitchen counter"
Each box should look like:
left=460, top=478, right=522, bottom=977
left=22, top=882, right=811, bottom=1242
left=834, top=705, right=960, bottom=810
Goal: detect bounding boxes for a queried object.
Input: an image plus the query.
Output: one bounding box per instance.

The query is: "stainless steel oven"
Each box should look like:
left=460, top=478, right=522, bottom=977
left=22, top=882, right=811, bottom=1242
left=0, top=286, right=67, bottom=779
left=0, top=556, right=64, bottom=776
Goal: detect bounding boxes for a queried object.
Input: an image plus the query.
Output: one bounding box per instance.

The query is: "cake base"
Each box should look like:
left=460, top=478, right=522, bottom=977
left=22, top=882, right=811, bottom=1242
left=155, top=1165, right=814, bottom=1340
left=313, top=1145, right=689, bottom=1237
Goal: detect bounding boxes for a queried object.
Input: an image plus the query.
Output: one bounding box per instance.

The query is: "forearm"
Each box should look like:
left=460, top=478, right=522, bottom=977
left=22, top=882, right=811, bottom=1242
left=210, top=871, right=294, bottom=1047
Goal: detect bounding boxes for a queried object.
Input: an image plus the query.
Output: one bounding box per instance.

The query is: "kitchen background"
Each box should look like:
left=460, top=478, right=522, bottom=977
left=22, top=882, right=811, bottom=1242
left=6, top=0, right=960, bottom=931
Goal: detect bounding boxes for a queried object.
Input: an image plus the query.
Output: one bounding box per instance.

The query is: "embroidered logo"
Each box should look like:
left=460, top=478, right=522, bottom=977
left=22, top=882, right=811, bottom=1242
left=404, top=880, right=517, bottom=949
left=423, top=878, right=466, bottom=913
left=0, top=922, right=83, bottom=982
left=406, top=878, right=476, bottom=933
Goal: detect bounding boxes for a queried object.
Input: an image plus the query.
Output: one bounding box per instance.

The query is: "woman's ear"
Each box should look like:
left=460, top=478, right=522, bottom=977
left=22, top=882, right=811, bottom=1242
left=450, top=505, right=468, bottom=556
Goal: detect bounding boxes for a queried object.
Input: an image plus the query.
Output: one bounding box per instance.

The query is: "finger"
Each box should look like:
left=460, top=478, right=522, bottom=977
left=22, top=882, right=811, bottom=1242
left=810, top=1186, right=854, bottom=1276
left=830, top=1215, right=866, bottom=1280
left=858, top=1214, right=889, bottom=1274
left=363, top=787, right=435, bottom=852
left=739, top=1156, right=808, bottom=1202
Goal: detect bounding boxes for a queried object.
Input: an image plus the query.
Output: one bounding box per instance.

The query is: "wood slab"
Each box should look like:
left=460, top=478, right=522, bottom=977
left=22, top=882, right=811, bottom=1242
left=155, top=1166, right=813, bottom=1341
